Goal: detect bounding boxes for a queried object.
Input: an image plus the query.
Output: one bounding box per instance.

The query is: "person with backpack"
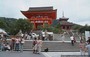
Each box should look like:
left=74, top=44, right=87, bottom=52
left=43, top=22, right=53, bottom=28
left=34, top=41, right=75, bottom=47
left=32, top=38, right=37, bottom=54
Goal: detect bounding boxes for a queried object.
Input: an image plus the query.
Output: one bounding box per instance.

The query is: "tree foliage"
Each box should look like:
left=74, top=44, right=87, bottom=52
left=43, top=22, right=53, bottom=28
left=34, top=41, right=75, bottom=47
left=41, top=23, right=61, bottom=33
left=0, top=17, right=90, bottom=34
left=78, top=24, right=90, bottom=33
left=0, top=19, right=7, bottom=29
left=15, top=19, right=33, bottom=33
left=0, top=17, right=33, bottom=35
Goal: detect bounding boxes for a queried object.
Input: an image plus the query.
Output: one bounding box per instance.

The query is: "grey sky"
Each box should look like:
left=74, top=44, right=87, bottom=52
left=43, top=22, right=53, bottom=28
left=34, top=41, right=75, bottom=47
left=0, top=0, right=90, bottom=26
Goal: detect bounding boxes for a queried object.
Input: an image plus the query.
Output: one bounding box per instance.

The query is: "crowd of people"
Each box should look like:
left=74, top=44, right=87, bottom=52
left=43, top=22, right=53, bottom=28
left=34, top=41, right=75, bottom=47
left=61, top=32, right=90, bottom=56
left=0, top=35, right=25, bottom=52
left=1, top=31, right=90, bottom=56
left=0, top=32, right=43, bottom=54
left=79, top=38, right=90, bottom=56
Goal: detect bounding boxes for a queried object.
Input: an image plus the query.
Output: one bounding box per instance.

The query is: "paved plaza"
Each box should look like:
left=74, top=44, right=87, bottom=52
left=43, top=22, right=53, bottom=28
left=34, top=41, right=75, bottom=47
left=0, top=33, right=84, bottom=57
left=0, top=51, right=89, bottom=57
left=0, top=41, right=89, bottom=57
left=42, top=52, right=88, bottom=57
left=0, top=51, right=45, bottom=57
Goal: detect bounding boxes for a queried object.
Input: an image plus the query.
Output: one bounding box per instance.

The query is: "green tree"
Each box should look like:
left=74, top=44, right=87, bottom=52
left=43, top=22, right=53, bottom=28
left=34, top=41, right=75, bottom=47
left=0, top=19, right=7, bottom=29
left=15, top=19, right=33, bottom=33
left=55, top=23, right=63, bottom=33
left=0, top=17, right=33, bottom=35
left=72, top=24, right=82, bottom=30
left=79, top=24, right=90, bottom=33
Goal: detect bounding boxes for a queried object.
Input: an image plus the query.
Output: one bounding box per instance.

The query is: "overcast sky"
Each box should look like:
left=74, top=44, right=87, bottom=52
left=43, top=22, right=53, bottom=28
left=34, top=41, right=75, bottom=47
left=0, top=0, right=90, bottom=26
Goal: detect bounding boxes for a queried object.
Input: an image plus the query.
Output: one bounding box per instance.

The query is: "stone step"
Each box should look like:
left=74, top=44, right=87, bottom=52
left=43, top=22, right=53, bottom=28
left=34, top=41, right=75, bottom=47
left=23, top=40, right=80, bottom=52
left=0, top=40, right=80, bottom=52
left=53, top=34, right=80, bottom=41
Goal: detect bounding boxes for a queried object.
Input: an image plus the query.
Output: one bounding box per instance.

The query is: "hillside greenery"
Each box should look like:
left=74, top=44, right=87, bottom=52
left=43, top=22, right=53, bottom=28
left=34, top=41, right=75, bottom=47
left=0, top=17, right=90, bottom=35
left=0, top=17, right=33, bottom=35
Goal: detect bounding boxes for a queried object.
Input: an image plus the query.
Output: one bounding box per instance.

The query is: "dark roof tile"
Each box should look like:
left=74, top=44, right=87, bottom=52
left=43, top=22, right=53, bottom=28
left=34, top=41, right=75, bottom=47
left=60, top=21, right=73, bottom=25
left=28, top=6, right=54, bottom=11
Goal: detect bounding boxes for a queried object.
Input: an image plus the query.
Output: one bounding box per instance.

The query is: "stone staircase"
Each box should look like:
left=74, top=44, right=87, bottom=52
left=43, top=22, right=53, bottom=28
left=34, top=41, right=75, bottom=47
left=53, top=33, right=80, bottom=41
left=23, top=40, right=80, bottom=52
left=42, top=41, right=80, bottom=52
left=1, top=40, right=80, bottom=52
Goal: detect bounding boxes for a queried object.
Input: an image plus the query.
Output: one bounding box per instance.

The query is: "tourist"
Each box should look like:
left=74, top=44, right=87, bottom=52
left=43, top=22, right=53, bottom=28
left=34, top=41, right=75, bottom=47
left=45, top=30, right=48, bottom=40
left=27, top=35, right=31, bottom=40
left=79, top=41, right=85, bottom=55
left=10, top=36, right=16, bottom=51
left=15, top=36, right=20, bottom=51
left=37, top=37, right=43, bottom=54
left=42, top=34, right=45, bottom=41
left=70, top=36, right=74, bottom=46
left=61, top=34, right=65, bottom=43
left=85, top=39, right=90, bottom=56
left=32, top=38, right=37, bottom=54
left=23, top=32, right=28, bottom=40
left=4, top=43, right=10, bottom=51
left=1, top=42, right=5, bottom=51
left=73, top=36, right=76, bottom=43
left=1, top=35, right=7, bottom=51
left=20, top=37, right=25, bottom=52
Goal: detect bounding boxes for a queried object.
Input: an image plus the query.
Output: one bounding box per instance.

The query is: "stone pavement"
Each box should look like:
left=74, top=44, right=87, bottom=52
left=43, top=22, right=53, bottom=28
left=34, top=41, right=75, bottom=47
left=42, top=52, right=88, bottom=57
left=0, top=51, right=88, bottom=57
left=0, top=51, right=45, bottom=57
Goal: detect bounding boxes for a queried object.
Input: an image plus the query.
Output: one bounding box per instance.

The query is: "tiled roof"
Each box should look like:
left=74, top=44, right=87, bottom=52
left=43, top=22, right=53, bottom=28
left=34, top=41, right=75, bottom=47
left=59, top=17, right=69, bottom=21
left=28, top=6, right=54, bottom=11
left=60, top=21, right=73, bottom=26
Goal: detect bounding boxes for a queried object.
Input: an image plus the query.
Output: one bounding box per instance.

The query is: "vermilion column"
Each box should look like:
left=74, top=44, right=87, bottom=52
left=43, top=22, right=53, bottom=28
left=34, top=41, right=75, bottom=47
left=33, top=21, right=36, bottom=29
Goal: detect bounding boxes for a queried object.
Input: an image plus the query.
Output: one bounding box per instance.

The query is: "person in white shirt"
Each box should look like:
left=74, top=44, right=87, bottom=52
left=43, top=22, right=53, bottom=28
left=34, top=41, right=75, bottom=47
left=70, top=36, right=74, bottom=46
left=20, top=38, right=25, bottom=52
left=15, top=36, right=20, bottom=51
left=61, top=34, right=65, bottom=43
